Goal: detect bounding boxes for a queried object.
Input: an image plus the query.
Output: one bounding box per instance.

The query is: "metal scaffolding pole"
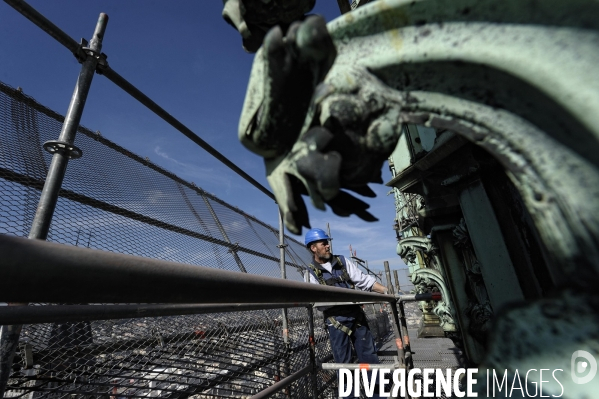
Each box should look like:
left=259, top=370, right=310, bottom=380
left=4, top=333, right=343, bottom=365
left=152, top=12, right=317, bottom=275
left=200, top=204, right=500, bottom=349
left=388, top=300, right=406, bottom=368
left=306, top=306, right=319, bottom=399
left=278, top=210, right=291, bottom=397
left=313, top=301, right=386, bottom=307
left=278, top=211, right=289, bottom=344
left=0, top=234, right=397, bottom=305
left=389, top=301, right=411, bottom=399
left=4, top=0, right=274, bottom=201
left=249, top=364, right=312, bottom=399
left=26, top=19, right=107, bottom=239
left=384, top=261, right=395, bottom=295
left=101, top=66, right=276, bottom=199
left=201, top=192, right=248, bottom=273
left=326, top=222, right=333, bottom=254
left=393, top=269, right=401, bottom=293
left=0, top=303, right=312, bottom=325
left=3, top=0, right=84, bottom=57
left=0, top=11, right=108, bottom=397
left=394, top=300, right=414, bottom=370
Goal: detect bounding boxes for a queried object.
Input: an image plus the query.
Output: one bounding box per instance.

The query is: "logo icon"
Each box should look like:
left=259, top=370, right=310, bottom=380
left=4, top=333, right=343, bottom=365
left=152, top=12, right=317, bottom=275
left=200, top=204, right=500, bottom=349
left=571, top=350, right=597, bottom=384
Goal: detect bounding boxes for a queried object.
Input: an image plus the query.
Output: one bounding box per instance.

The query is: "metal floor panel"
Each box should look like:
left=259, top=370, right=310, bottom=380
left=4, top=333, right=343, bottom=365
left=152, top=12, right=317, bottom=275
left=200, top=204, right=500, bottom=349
left=379, top=328, right=463, bottom=370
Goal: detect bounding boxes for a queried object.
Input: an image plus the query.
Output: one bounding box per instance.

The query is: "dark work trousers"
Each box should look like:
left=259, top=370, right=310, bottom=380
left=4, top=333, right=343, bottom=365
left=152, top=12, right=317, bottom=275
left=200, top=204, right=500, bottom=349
left=328, top=319, right=382, bottom=398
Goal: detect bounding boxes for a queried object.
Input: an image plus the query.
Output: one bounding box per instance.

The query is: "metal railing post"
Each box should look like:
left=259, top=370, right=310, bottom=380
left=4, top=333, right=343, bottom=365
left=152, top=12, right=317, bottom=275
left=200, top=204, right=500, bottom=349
left=306, top=306, right=318, bottom=399
left=0, top=12, right=109, bottom=397
left=389, top=301, right=410, bottom=399
left=278, top=211, right=289, bottom=344
left=200, top=193, right=248, bottom=273
left=394, top=300, right=414, bottom=370
left=5, top=0, right=275, bottom=202
left=277, top=210, right=290, bottom=397
left=393, top=269, right=401, bottom=293
left=26, top=18, right=106, bottom=239
left=326, top=222, right=333, bottom=254
left=384, top=261, right=395, bottom=295
left=177, top=183, right=227, bottom=268
left=387, top=302, right=406, bottom=367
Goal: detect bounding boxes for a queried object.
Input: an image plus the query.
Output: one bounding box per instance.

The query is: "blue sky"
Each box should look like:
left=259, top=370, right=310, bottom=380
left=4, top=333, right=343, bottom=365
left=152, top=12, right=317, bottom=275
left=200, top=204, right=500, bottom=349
left=0, top=0, right=411, bottom=287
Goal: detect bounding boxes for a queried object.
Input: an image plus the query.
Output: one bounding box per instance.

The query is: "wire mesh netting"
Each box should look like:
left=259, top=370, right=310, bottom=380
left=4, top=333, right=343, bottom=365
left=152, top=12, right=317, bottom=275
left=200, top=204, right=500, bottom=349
left=0, top=82, right=313, bottom=278
left=8, top=307, right=339, bottom=399
left=0, top=81, right=394, bottom=398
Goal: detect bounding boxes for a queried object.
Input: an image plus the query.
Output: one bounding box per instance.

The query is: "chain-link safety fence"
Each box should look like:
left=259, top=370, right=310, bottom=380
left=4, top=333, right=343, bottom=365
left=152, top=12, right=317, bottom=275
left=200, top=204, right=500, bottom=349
left=0, top=80, right=394, bottom=398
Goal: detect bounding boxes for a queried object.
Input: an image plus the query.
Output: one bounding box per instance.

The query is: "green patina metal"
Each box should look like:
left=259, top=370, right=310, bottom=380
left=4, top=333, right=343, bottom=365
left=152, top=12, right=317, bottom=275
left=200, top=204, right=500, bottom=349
left=235, top=0, right=599, bottom=394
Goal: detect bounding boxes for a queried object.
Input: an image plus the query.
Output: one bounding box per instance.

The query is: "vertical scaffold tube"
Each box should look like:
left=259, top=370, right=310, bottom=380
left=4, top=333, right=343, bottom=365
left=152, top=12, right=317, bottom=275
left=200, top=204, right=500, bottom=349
left=201, top=193, right=247, bottom=273
left=393, top=269, right=401, bottom=293
left=389, top=301, right=411, bottom=399
left=384, top=261, right=395, bottom=295
left=0, top=12, right=109, bottom=398
left=326, top=223, right=333, bottom=254
left=306, top=306, right=318, bottom=399
left=394, top=301, right=414, bottom=370
left=278, top=210, right=290, bottom=397
left=388, top=302, right=406, bottom=368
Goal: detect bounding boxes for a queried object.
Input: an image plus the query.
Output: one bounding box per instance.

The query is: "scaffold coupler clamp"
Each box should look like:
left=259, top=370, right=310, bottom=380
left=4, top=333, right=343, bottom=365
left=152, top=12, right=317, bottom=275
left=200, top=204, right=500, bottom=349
left=75, top=37, right=109, bottom=74
left=396, top=292, right=442, bottom=303
left=43, top=140, right=82, bottom=159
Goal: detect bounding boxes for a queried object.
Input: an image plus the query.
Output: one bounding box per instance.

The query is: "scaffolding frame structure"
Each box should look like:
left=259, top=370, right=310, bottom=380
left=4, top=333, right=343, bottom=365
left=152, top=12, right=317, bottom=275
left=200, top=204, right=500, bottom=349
left=0, top=1, right=410, bottom=397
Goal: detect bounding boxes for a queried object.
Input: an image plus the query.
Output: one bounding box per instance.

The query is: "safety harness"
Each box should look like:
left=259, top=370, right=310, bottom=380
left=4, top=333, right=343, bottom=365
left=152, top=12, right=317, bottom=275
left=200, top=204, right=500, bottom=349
left=307, top=257, right=363, bottom=336
left=308, top=257, right=354, bottom=288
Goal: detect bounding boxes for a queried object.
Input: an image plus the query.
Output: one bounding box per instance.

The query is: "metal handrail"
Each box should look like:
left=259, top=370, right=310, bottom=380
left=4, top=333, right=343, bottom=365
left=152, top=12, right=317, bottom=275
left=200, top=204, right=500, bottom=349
left=249, top=364, right=312, bottom=399
left=0, top=234, right=396, bottom=305
left=0, top=233, right=406, bottom=399
left=0, top=303, right=311, bottom=325
left=0, top=233, right=405, bottom=399
left=249, top=354, right=334, bottom=399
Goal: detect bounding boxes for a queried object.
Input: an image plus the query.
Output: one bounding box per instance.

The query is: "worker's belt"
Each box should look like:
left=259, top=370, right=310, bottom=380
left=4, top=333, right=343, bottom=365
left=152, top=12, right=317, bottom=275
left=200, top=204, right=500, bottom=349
left=327, top=316, right=354, bottom=336
left=324, top=306, right=366, bottom=336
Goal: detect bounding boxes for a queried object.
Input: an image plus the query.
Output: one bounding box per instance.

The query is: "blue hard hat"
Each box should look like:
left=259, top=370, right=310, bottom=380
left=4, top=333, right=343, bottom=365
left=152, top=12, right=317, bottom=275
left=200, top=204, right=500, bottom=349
left=304, top=228, right=330, bottom=246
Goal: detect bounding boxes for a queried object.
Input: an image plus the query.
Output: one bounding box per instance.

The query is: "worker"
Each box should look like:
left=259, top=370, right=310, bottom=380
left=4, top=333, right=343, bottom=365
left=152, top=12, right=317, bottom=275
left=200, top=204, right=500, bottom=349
left=304, top=227, right=388, bottom=394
